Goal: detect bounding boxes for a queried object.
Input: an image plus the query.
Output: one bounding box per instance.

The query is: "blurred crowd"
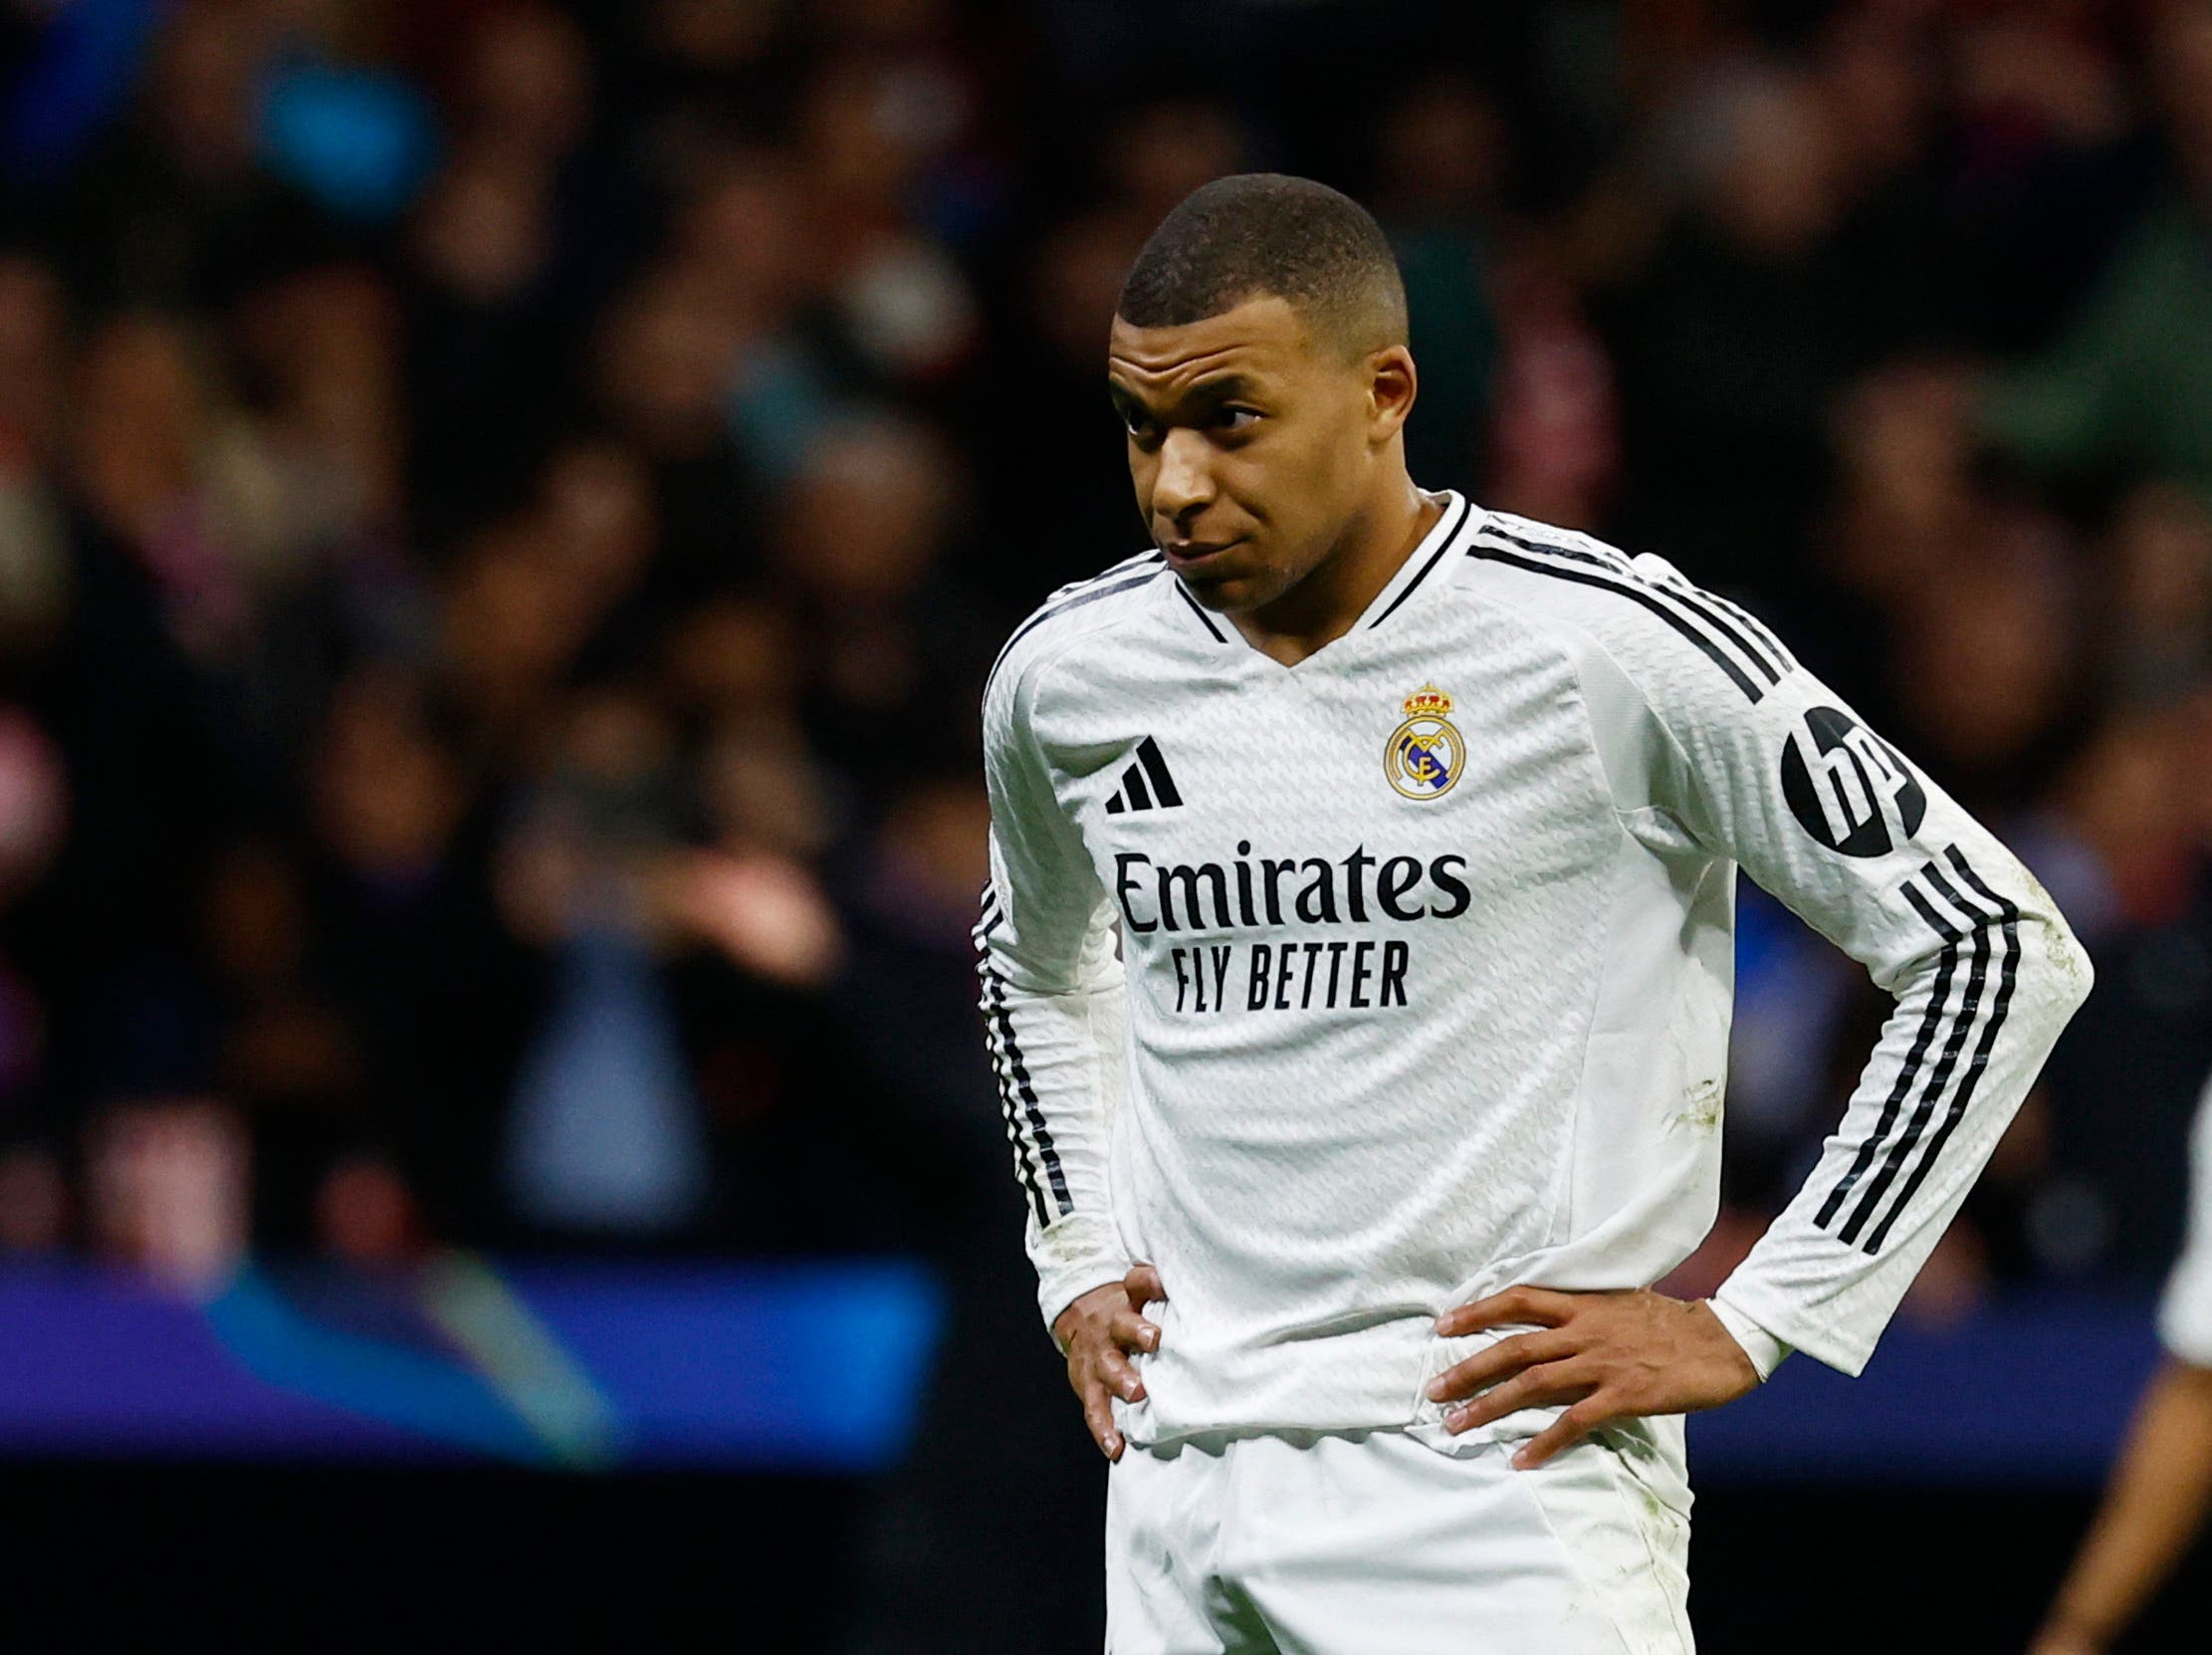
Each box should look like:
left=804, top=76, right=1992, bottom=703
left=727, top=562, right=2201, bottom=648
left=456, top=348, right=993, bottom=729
left=0, top=0, right=2209, bottom=1336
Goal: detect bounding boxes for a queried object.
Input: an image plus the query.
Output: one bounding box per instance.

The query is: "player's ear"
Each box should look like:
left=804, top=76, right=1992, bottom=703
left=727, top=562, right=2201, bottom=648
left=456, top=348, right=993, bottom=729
left=1366, top=344, right=1417, bottom=444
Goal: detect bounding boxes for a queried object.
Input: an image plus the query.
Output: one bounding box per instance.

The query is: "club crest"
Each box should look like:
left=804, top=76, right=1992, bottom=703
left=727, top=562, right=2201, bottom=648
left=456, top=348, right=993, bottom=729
left=1386, top=684, right=1464, bottom=800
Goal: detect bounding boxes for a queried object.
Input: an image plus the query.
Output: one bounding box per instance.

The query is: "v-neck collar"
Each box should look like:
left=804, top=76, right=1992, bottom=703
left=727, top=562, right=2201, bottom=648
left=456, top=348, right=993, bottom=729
left=1185, top=488, right=1480, bottom=674
left=1352, top=488, right=1478, bottom=636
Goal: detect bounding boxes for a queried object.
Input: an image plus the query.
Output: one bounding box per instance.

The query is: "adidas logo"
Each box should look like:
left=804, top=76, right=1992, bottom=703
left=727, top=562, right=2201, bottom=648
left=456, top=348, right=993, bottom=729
left=1105, top=737, right=1184, bottom=815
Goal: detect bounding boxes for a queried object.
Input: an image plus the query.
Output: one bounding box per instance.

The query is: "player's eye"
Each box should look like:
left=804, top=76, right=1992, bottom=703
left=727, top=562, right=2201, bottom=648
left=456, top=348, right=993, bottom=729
left=1116, top=404, right=1253, bottom=441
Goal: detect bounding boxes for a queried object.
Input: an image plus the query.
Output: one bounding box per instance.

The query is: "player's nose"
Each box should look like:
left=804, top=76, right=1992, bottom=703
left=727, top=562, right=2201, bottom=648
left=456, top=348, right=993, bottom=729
left=1151, top=427, right=1216, bottom=520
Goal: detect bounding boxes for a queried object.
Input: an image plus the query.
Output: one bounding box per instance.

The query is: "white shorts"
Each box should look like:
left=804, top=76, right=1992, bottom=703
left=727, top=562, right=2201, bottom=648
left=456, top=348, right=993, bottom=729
left=1104, top=1415, right=1694, bottom=1654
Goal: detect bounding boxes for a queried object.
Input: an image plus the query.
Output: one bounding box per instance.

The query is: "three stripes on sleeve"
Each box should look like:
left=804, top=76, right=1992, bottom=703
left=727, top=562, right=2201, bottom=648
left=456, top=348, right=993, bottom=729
left=974, top=887, right=1075, bottom=1229
left=1814, top=845, right=2022, bottom=1255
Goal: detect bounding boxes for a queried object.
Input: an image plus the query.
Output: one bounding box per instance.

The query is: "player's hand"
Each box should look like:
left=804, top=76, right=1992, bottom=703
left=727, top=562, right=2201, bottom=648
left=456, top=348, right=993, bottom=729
left=1051, top=1263, right=1167, bottom=1462
left=1427, top=1286, right=1760, bottom=1469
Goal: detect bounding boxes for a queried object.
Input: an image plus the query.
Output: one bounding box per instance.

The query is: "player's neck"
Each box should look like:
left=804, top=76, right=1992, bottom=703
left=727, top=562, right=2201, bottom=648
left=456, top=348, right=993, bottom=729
left=1231, top=481, right=1444, bottom=667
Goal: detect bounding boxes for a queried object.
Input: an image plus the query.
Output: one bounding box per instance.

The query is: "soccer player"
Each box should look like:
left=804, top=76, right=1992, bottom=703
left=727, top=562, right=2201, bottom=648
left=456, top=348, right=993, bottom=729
left=2031, top=1069, right=2212, bottom=1655
left=975, top=172, right=2094, bottom=1651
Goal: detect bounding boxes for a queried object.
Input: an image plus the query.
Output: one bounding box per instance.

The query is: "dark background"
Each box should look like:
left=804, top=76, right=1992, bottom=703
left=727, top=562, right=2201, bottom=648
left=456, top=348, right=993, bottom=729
left=0, top=1467, right=2198, bottom=1652
left=3, top=0, right=2212, bottom=1647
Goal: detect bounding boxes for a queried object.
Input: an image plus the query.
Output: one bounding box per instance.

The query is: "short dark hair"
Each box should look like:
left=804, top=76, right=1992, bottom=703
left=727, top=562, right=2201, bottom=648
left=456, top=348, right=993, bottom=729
left=1116, top=173, right=1408, bottom=361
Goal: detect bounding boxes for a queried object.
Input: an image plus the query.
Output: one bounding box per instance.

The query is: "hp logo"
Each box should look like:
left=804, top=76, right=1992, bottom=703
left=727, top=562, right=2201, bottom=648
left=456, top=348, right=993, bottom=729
left=1779, top=706, right=1926, bottom=857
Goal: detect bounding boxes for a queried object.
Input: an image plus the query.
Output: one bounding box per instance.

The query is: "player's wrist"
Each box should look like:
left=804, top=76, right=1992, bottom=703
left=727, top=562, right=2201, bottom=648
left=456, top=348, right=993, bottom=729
left=1702, top=1295, right=1790, bottom=1383
left=1033, top=1218, right=1137, bottom=1340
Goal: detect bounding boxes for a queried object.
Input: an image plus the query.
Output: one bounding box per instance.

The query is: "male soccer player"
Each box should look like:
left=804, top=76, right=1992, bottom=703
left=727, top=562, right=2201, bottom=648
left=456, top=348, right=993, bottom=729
left=975, top=173, right=2094, bottom=1651
left=2031, top=1068, right=2212, bottom=1654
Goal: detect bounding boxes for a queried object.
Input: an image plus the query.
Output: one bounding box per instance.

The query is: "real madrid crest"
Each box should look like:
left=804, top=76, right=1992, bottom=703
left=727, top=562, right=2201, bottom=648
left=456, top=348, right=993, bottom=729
left=1385, top=684, right=1465, bottom=800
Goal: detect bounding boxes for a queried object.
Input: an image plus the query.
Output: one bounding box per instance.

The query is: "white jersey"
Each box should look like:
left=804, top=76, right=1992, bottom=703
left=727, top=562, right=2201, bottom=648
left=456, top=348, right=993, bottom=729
left=976, top=489, right=2093, bottom=1443
left=2159, top=1073, right=2212, bottom=1367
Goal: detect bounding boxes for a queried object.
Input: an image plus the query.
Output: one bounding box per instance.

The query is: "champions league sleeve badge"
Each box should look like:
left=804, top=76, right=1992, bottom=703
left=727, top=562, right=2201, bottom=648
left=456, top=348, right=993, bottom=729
left=1386, top=684, right=1465, bottom=800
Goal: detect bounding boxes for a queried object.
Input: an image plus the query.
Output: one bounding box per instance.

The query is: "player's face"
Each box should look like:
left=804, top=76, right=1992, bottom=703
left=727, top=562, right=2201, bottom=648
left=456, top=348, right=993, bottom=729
left=1107, top=295, right=1390, bottom=613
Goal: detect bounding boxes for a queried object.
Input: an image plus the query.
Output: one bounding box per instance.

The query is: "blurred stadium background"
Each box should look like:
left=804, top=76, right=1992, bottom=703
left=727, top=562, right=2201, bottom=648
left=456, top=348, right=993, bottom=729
left=2, top=0, right=2210, bottom=1647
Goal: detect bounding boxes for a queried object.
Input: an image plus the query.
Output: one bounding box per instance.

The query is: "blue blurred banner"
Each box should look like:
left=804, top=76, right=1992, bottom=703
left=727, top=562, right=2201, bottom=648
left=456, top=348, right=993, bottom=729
left=0, top=1255, right=944, bottom=1471
left=0, top=1259, right=2163, bottom=1482
left=1689, top=1287, right=2167, bottom=1486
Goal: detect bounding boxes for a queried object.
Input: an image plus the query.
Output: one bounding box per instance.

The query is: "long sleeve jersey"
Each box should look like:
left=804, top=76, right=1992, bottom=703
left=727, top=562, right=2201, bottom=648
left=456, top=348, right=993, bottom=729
left=976, top=491, right=2094, bottom=1444
left=2160, top=1072, right=2212, bottom=1368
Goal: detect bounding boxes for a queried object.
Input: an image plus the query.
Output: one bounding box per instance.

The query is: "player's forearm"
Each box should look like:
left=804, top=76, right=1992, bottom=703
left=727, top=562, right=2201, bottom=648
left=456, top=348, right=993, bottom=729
left=977, top=956, right=1133, bottom=1329
left=2041, top=1359, right=2212, bottom=1649
left=1716, top=894, right=2093, bottom=1375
